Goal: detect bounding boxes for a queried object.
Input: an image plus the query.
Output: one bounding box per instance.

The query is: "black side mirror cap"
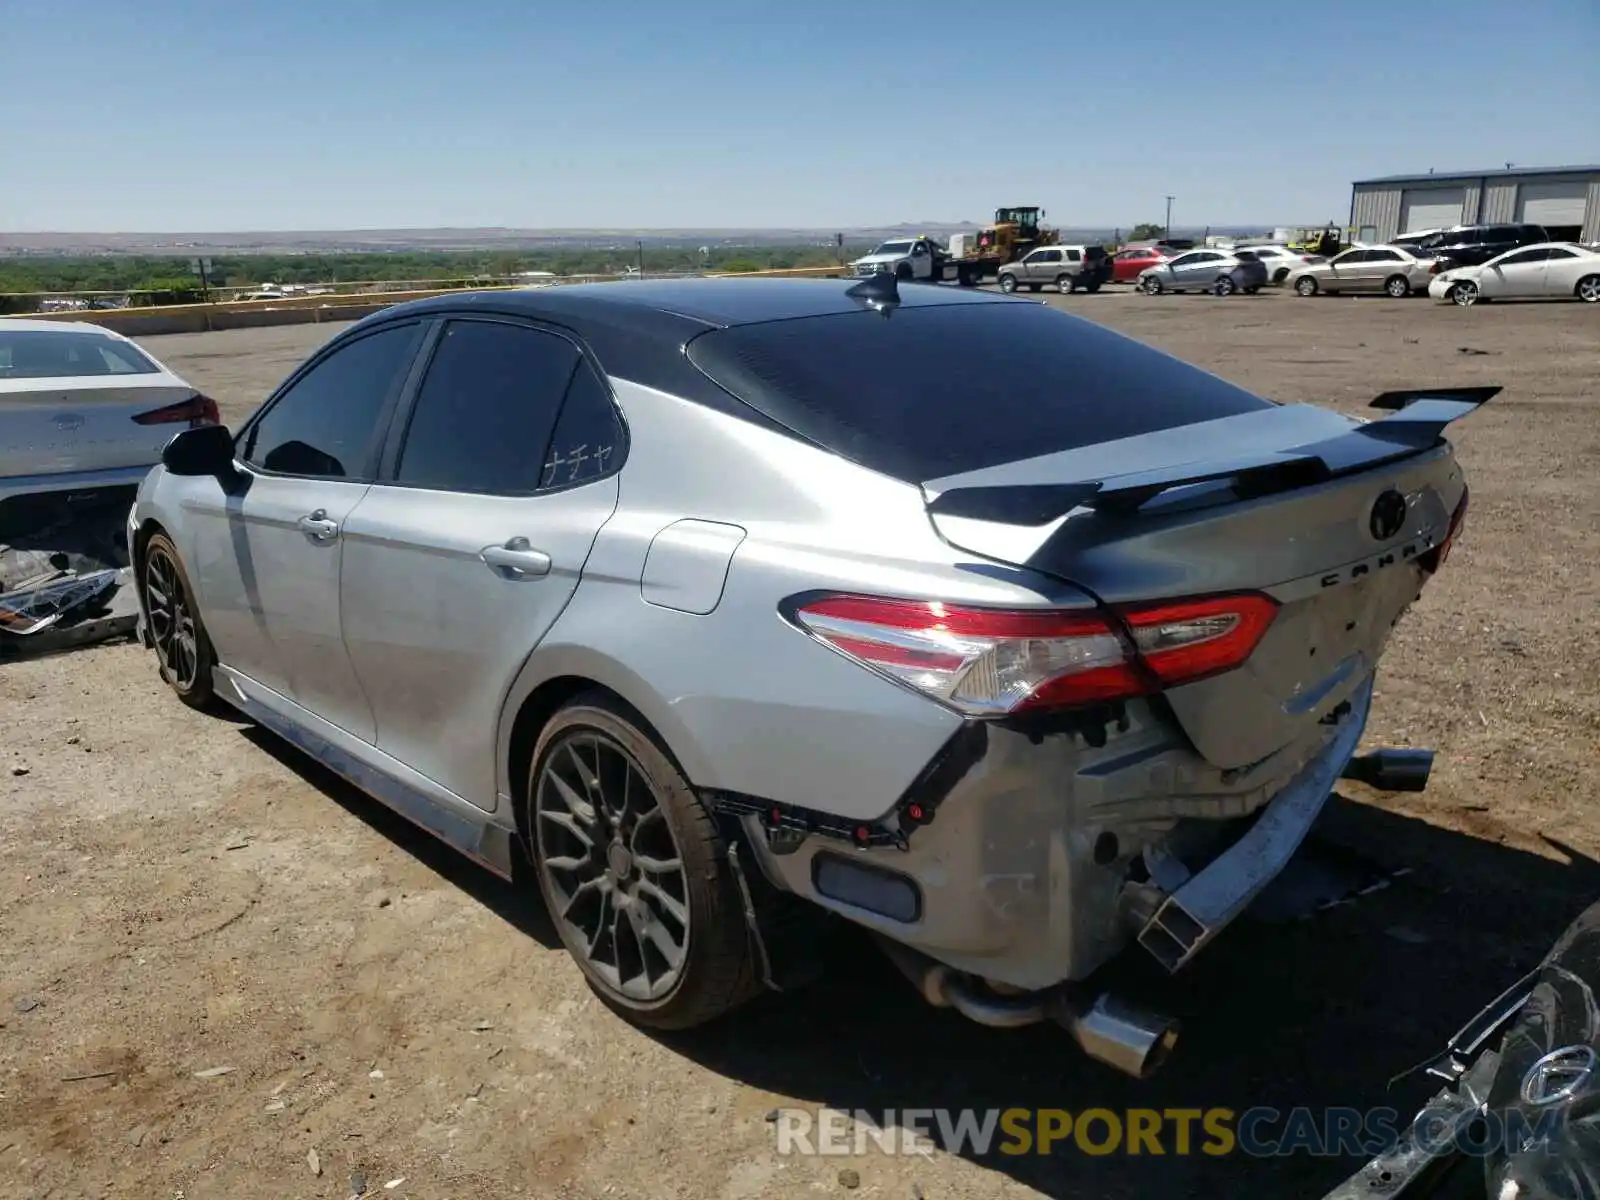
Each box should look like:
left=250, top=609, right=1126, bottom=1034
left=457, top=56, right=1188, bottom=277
left=162, top=423, right=238, bottom=482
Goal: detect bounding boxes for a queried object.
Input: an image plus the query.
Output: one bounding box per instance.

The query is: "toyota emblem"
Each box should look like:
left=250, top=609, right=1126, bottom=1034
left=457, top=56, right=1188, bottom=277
left=1520, top=1044, right=1598, bottom=1107
left=1369, top=488, right=1407, bottom=541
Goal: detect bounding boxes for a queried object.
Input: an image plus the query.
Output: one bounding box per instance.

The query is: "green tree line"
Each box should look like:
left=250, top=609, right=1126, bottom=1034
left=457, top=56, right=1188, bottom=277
left=0, top=244, right=872, bottom=307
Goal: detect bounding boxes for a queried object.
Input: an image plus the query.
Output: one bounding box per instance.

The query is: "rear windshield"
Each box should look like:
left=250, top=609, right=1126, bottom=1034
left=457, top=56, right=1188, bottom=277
left=686, top=302, right=1275, bottom=482
left=0, top=330, right=160, bottom=379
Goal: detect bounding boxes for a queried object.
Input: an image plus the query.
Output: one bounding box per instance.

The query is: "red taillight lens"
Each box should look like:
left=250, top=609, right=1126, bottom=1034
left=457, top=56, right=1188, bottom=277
left=133, top=393, right=220, bottom=427
left=789, top=592, right=1279, bottom=715
left=1420, top=487, right=1469, bottom=573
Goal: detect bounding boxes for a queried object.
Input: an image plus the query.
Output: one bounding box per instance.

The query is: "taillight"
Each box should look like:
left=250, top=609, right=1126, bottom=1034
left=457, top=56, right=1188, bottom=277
left=788, top=592, right=1278, bottom=716
left=1420, top=487, right=1469, bottom=573
left=133, top=393, right=220, bottom=427
left=1428, top=260, right=1443, bottom=275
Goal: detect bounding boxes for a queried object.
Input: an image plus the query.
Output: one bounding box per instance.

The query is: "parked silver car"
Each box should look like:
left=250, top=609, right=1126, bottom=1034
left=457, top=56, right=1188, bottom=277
left=1288, top=245, right=1440, bottom=298
left=1138, top=249, right=1268, bottom=295
left=130, top=277, right=1483, bottom=1075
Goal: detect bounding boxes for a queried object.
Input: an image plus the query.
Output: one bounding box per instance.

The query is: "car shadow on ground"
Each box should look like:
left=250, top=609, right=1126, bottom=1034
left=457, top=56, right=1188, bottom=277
left=238, top=725, right=561, bottom=951
left=238, top=725, right=1598, bottom=1199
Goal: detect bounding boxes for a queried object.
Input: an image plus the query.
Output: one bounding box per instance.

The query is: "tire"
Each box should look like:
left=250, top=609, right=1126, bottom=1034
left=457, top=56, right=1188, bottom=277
left=998, top=273, right=1018, bottom=294
left=1451, top=280, right=1479, bottom=307
left=142, top=531, right=217, bottom=711
left=527, top=694, right=757, bottom=1031
left=1385, top=275, right=1411, bottom=298
left=1085, top=280, right=1102, bottom=293
left=1295, top=276, right=1319, bottom=297
left=894, top=263, right=912, bottom=281
left=1245, top=285, right=1261, bottom=295
left=1213, top=276, right=1236, bottom=296
left=1142, top=276, right=1163, bottom=295
left=1057, top=274, right=1075, bottom=294
left=1576, top=274, right=1600, bottom=303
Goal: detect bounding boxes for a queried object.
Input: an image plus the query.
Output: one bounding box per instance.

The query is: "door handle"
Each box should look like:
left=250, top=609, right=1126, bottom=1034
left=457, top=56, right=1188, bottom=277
left=481, top=537, right=552, bottom=579
left=296, top=509, right=339, bottom=541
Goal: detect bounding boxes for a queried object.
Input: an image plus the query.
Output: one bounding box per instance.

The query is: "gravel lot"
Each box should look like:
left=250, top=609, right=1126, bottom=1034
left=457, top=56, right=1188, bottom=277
left=3, top=289, right=1598, bottom=1199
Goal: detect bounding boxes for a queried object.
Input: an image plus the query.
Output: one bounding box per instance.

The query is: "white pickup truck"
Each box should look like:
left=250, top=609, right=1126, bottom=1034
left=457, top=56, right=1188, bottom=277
left=850, top=236, right=984, bottom=286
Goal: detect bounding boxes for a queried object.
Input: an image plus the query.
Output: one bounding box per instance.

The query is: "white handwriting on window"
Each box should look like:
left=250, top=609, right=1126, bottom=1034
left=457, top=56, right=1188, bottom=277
left=543, top=443, right=614, bottom=484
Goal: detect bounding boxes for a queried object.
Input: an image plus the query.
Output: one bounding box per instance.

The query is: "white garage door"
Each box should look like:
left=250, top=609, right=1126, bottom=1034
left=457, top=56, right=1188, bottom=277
left=1399, top=188, right=1466, bottom=233
left=1517, top=181, right=1587, bottom=226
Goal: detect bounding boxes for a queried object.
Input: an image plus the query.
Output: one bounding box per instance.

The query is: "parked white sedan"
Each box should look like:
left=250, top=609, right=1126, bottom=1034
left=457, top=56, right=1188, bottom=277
left=1287, top=245, right=1440, bottom=298
left=1428, top=242, right=1600, bottom=306
left=1233, top=244, right=1323, bottom=285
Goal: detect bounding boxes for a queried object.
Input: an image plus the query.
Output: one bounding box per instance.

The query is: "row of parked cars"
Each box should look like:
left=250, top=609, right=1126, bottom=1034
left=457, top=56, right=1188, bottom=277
left=1114, top=223, right=1600, bottom=305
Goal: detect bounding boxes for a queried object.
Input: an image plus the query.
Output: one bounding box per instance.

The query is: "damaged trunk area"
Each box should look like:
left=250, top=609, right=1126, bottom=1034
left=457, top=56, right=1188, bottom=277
left=0, top=485, right=140, bottom=655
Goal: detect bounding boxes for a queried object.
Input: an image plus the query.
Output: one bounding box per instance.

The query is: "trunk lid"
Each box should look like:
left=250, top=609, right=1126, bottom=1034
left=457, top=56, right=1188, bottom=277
left=923, top=395, right=1482, bottom=769
left=0, top=376, right=197, bottom=478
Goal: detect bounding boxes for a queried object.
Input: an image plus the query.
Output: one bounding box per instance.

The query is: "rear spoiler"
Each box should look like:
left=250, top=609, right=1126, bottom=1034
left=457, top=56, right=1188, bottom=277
left=925, top=387, right=1498, bottom=526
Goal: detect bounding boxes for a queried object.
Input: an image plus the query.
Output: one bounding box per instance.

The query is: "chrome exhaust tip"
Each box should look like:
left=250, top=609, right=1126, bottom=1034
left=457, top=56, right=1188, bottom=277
left=1053, top=993, right=1181, bottom=1080
left=872, top=935, right=1180, bottom=1077
left=1341, top=747, right=1434, bottom=793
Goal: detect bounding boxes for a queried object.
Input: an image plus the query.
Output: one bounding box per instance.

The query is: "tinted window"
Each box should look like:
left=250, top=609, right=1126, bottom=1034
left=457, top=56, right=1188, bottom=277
left=1333, top=250, right=1368, bottom=264
left=1065, top=249, right=1082, bottom=262
left=540, top=361, right=625, bottom=489
left=244, top=324, right=419, bottom=479
left=1546, top=247, right=1579, bottom=260
left=395, top=320, right=580, bottom=495
left=1367, top=250, right=1403, bottom=262
left=1497, top=248, right=1549, bottom=266
left=1234, top=250, right=1258, bottom=262
left=0, top=330, right=159, bottom=379
left=686, top=303, right=1274, bottom=483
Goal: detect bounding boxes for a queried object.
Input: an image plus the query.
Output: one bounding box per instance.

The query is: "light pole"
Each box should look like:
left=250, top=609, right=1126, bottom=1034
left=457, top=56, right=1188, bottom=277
left=1164, top=195, right=1175, bottom=241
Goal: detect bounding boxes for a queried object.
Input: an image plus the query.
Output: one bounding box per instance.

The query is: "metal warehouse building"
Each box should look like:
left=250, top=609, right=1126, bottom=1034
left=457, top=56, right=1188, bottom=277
left=1350, top=164, right=1600, bottom=244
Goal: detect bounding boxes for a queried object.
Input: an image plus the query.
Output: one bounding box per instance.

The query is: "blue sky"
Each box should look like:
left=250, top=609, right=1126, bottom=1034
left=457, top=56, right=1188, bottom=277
left=3, top=0, right=1596, bottom=232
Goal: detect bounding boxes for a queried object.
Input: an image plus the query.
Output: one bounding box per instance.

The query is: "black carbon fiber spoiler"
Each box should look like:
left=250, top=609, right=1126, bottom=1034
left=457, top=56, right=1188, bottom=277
left=925, top=386, right=1498, bottom=526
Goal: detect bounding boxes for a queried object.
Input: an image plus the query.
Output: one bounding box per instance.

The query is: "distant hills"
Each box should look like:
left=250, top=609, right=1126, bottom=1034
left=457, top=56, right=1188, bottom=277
left=0, top=223, right=1271, bottom=257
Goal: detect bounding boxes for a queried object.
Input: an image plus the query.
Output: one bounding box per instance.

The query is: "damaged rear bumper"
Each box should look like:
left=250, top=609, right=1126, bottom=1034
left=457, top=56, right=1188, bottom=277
left=743, top=675, right=1377, bottom=992
left=0, top=485, right=142, bottom=656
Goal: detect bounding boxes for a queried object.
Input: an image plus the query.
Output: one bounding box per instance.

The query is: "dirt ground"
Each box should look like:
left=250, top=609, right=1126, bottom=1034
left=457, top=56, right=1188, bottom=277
left=3, top=289, right=1598, bottom=1200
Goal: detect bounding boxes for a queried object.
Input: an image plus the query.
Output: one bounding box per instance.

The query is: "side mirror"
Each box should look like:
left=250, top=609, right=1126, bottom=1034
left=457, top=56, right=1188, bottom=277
left=162, top=423, right=238, bottom=481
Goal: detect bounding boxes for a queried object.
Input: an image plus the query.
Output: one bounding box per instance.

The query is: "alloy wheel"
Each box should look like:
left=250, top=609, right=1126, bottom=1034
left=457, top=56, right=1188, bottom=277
left=145, top=545, right=199, bottom=690
left=1578, top=276, right=1600, bottom=303
left=1452, top=281, right=1479, bottom=307
left=535, top=732, right=690, bottom=1003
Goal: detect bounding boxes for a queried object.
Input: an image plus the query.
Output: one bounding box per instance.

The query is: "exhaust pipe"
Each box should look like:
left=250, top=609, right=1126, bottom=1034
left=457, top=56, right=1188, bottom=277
left=1051, top=993, right=1181, bottom=1081
left=1341, top=747, right=1434, bottom=793
left=872, top=936, right=1180, bottom=1077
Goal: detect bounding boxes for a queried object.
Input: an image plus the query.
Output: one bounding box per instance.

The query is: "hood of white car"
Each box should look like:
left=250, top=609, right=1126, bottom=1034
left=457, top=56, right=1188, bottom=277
left=852, top=253, right=906, bottom=267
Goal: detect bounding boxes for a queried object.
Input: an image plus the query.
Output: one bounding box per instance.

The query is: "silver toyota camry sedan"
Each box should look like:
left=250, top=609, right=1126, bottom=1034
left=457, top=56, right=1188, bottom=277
left=129, top=275, right=1485, bottom=1076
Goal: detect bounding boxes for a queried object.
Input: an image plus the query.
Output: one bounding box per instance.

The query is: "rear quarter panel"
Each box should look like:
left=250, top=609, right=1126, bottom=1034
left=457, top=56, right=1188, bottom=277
left=497, top=378, right=1094, bottom=821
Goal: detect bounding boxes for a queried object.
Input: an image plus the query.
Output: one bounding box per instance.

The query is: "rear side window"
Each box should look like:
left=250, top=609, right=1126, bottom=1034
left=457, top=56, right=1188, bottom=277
left=540, top=360, right=625, bottom=490
left=686, top=302, right=1274, bottom=482
left=244, top=323, right=420, bottom=479
left=395, top=320, right=580, bottom=495
left=0, top=330, right=159, bottom=379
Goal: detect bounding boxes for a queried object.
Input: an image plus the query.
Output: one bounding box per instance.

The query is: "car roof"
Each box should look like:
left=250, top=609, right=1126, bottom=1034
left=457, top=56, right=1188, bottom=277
left=361, top=279, right=1028, bottom=434
left=383, top=276, right=1014, bottom=332
left=0, top=318, right=117, bottom=334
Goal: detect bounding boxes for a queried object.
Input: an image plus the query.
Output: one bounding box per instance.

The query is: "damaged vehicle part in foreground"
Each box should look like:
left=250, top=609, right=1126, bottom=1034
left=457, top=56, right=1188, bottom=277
left=128, top=279, right=1486, bottom=1076
left=0, top=321, right=219, bottom=656
left=1321, top=900, right=1600, bottom=1200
